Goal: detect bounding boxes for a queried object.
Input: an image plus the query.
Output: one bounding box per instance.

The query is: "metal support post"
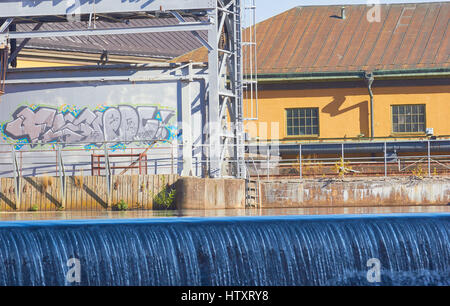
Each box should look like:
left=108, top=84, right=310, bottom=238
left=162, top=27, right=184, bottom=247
left=57, top=145, right=66, bottom=207
left=181, top=64, right=193, bottom=176
left=299, top=144, right=303, bottom=180
left=428, top=140, right=431, bottom=177
left=384, top=142, right=387, bottom=177
left=207, top=7, right=222, bottom=178
left=104, top=143, right=112, bottom=208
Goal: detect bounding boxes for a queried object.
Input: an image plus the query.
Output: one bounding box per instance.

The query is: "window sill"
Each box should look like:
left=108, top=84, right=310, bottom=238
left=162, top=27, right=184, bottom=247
left=284, top=135, right=320, bottom=140
left=390, top=133, right=427, bottom=136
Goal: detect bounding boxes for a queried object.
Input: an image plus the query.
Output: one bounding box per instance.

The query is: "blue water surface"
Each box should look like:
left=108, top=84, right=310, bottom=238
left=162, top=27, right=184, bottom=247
left=0, top=213, right=448, bottom=286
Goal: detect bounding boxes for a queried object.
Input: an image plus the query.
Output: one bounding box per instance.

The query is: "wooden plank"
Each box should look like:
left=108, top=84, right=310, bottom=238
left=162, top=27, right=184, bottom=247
left=137, top=174, right=142, bottom=210
left=150, top=175, right=155, bottom=209
left=0, top=178, right=5, bottom=211
left=69, top=176, right=75, bottom=211
left=141, top=175, right=148, bottom=210
left=28, top=177, right=35, bottom=212
left=88, top=176, right=94, bottom=211
left=78, top=175, right=84, bottom=211
left=84, top=176, right=90, bottom=211
left=91, top=175, right=98, bottom=210
left=99, top=175, right=107, bottom=210
left=82, top=172, right=87, bottom=211
left=0, top=178, right=15, bottom=211
left=131, top=175, right=137, bottom=209
left=111, top=175, right=118, bottom=208
left=49, top=176, right=55, bottom=211
left=124, top=175, right=130, bottom=208
left=72, top=176, right=78, bottom=211
left=66, top=176, right=73, bottom=210
left=36, top=177, right=43, bottom=211
left=74, top=176, right=82, bottom=211
left=93, top=175, right=100, bottom=210
left=21, top=179, right=30, bottom=212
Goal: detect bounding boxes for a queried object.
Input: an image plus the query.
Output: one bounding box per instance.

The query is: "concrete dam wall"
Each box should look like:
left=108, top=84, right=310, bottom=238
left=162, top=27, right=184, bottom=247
left=260, top=177, right=450, bottom=208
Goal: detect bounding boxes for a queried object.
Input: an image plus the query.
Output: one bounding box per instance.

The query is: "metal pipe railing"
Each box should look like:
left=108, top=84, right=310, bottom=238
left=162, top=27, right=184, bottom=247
left=0, top=140, right=449, bottom=180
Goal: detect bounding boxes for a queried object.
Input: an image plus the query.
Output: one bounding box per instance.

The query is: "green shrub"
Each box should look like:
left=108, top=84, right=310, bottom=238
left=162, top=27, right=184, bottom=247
left=30, top=205, right=38, bottom=212
left=152, top=178, right=176, bottom=210
left=115, top=199, right=128, bottom=211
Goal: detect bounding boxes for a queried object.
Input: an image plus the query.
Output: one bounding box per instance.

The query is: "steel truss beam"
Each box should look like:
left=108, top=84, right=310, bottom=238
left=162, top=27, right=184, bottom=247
left=1, top=22, right=211, bottom=40
left=0, top=0, right=215, bottom=18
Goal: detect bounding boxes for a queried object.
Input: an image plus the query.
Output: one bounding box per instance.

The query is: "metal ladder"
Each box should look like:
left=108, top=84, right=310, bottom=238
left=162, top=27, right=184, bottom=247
left=245, top=179, right=260, bottom=208
left=244, top=156, right=260, bottom=207
left=232, top=0, right=246, bottom=179
left=242, top=0, right=258, bottom=121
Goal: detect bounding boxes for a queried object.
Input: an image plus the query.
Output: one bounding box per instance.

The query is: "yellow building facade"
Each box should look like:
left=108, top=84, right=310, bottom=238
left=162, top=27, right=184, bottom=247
left=245, top=84, right=450, bottom=142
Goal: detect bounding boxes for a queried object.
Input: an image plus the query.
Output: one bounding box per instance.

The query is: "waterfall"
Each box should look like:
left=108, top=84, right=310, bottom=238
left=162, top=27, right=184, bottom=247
left=0, top=213, right=448, bottom=286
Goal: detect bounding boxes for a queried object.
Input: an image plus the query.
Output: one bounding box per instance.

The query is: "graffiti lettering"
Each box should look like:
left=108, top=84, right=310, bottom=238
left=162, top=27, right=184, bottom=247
left=3, top=105, right=176, bottom=147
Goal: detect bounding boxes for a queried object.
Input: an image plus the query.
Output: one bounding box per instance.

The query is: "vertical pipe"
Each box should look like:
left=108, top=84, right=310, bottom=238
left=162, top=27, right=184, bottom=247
left=299, top=144, right=302, bottom=180
left=384, top=142, right=387, bottom=177
left=171, top=144, right=174, bottom=175
left=104, top=143, right=111, bottom=208
left=428, top=140, right=431, bottom=177
left=364, top=72, right=375, bottom=139
left=267, top=149, right=270, bottom=181
left=369, top=89, right=374, bottom=139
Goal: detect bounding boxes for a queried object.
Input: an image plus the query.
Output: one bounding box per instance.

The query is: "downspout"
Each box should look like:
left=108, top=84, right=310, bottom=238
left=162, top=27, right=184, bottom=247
left=364, top=71, right=375, bottom=139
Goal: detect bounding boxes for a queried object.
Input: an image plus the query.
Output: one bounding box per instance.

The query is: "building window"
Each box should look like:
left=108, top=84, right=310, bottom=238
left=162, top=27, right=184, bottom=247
left=392, top=104, right=426, bottom=133
left=286, top=108, right=319, bottom=136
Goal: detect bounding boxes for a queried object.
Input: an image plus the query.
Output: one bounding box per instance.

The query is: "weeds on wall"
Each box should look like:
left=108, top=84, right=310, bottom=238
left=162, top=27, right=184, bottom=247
left=29, top=205, right=38, bottom=212
left=114, top=199, right=128, bottom=211
left=151, top=177, right=176, bottom=210
left=334, top=157, right=353, bottom=178
left=412, top=165, right=424, bottom=180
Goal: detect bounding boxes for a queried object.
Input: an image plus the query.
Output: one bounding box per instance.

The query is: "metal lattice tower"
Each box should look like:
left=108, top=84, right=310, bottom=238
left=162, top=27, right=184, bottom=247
left=0, top=0, right=250, bottom=179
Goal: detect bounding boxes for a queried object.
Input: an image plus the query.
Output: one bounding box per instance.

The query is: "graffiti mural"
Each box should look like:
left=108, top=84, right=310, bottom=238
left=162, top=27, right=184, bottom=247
left=2, top=104, right=176, bottom=148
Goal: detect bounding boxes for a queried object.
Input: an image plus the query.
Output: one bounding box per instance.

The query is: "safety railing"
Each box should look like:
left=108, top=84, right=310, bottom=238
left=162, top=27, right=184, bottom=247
left=1, top=139, right=449, bottom=180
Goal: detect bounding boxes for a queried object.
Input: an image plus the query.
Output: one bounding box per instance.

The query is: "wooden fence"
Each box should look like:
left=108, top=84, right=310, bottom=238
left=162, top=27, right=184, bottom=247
left=0, top=174, right=179, bottom=211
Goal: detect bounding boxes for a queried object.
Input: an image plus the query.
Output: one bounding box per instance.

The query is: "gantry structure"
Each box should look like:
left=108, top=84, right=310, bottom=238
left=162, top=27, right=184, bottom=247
left=0, top=0, right=249, bottom=179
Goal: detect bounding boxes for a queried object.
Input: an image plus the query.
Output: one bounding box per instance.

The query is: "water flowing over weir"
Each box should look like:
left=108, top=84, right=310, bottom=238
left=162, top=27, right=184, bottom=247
left=0, top=214, right=448, bottom=286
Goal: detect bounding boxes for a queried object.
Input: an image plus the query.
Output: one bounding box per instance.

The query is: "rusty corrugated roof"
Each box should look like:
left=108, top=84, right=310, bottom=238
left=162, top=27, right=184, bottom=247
left=17, top=18, right=207, bottom=59
left=174, top=2, right=450, bottom=74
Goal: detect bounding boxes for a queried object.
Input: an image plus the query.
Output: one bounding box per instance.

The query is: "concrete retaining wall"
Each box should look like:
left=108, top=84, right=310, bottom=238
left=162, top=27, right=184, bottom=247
left=175, top=177, right=246, bottom=210
left=260, top=177, right=450, bottom=208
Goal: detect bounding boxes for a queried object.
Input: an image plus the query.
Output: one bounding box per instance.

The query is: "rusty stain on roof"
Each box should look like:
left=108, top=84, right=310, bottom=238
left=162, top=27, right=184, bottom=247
left=173, top=3, right=449, bottom=73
